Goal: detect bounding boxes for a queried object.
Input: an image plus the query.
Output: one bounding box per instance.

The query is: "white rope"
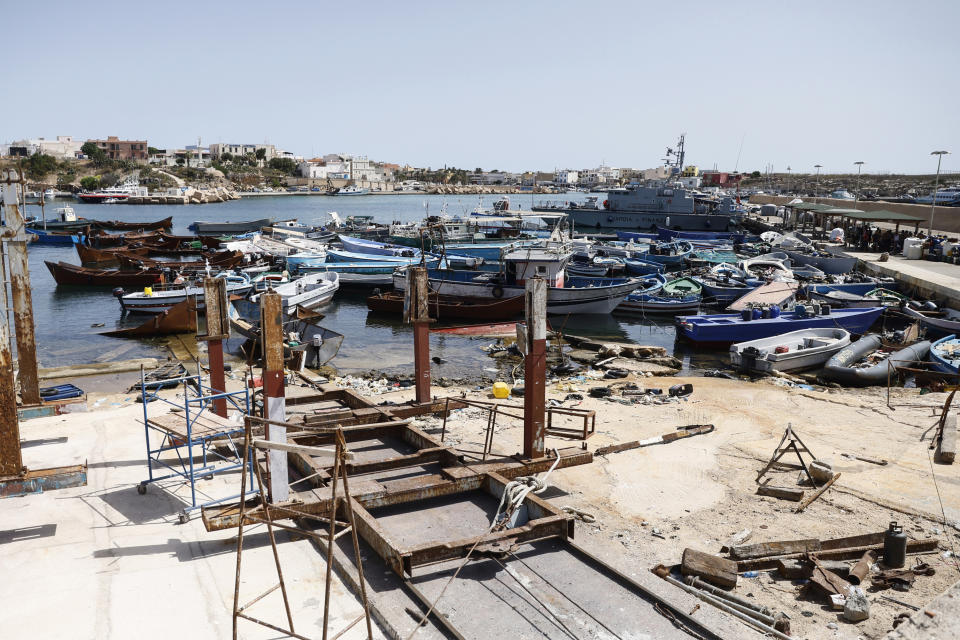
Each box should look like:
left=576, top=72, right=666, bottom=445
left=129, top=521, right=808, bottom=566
left=493, top=448, right=561, bottom=526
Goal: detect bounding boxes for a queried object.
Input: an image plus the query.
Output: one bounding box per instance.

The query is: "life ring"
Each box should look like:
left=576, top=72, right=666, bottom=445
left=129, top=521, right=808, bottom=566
left=491, top=285, right=504, bottom=299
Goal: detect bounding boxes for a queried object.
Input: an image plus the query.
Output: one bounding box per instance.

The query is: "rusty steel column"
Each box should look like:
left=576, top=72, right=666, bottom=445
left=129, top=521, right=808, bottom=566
left=405, top=267, right=431, bottom=404
left=0, top=240, right=22, bottom=478
left=2, top=169, right=39, bottom=405
left=523, top=278, right=547, bottom=459
left=202, top=278, right=230, bottom=418
left=260, top=292, right=288, bottom=502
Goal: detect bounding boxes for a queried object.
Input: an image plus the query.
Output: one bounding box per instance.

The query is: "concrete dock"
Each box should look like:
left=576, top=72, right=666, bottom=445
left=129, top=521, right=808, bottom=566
left=846, top=250, right=960, bottom=304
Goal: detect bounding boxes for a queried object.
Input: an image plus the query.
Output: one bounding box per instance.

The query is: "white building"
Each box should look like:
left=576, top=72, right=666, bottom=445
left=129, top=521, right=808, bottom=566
left=4, top=136, right=83, bottom=158
left=554, top=169, right=579, bottom=185
left=580, top=165, right=620, bottom=186
left=298, top=161, right=350, bottom=180
left=209, top=143, right=277, bottom=162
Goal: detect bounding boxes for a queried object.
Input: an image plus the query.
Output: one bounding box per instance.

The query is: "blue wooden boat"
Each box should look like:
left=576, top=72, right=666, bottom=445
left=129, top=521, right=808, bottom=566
left=623, top=255, right=665, bottom=275
left=616, top=293, right=700, bottom=315
left=326, top=247, right=438, bottom=265
left=285, top=252, right=329, bottom=270
left=444, top=241, right=537, bottom=261
left=339, top=234, right=421, bottom=257
left=641, top=241, right=694, bottom=268
left=656, top=227, right=749, bottom=243
left=615, top=231, right=658, bottom=242
left=930, top=334, right=960, bottom=374
left=695, top=275, right=758, bottom=306
left=675, top=306, right=885, bottom=344
left=804, top=281, right=899, bottom=297
left=27, top=228, right=84, bottom=245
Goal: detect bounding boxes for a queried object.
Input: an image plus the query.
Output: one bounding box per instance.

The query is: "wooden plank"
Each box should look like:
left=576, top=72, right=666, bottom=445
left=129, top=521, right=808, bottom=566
left=730, top=538, right=821, bottom=560
left=936, top=410, right=956, bottom=464
left=795, top=472, right=841, bottom=513
left=756, top=485, right=805, bottom=501
left=736, top=538, right=938, bottom=571
left=681, top=548, right=738, bottom=589
left=253, top=439, right=351, bottom=461
left=809, top=561, right=851, bottom=597
left=821, top=532, right=884, bottom=550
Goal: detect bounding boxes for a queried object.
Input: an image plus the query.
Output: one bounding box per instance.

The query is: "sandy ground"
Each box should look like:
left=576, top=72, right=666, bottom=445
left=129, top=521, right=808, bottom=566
left=5, top=370, right=960, bottom=640
left=0, top=382, right=381, bottom=640
left=392, top=375, right=960, bottom=640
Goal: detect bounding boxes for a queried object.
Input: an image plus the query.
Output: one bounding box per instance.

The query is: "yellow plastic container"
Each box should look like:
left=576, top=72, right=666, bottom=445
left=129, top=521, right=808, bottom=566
left=492, top=381, right=511, bottom=399
left=143, top=286, right=153, bottom=296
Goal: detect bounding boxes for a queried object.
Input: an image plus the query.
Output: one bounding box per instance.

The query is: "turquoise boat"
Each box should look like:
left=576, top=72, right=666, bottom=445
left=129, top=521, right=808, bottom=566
left=930, top=334, right=960, bottom=374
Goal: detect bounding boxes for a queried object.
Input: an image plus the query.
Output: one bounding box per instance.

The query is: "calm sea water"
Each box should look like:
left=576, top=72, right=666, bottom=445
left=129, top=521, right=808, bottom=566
left=22, top=193, right=724, bottom=377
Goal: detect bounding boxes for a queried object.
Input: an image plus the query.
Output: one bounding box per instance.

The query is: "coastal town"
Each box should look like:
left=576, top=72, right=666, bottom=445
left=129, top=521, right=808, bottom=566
left=3, top=3, right=960, bottom=640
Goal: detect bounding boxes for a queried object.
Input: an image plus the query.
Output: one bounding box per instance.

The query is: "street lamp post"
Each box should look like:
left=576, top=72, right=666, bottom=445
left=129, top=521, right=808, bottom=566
left=853, top=161, right=865, bottom=207
left=929, top=150, right=950, bottom=235
left=814, top=164, right=822, bottom=203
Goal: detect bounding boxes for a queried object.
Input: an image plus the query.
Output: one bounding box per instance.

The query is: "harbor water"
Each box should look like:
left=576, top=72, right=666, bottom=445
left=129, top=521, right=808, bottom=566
left=24, top=194, right=725, bottom=378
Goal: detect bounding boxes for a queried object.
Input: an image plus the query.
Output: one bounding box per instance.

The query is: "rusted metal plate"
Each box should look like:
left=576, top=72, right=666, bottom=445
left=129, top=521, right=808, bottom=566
left=0, top=464, right=87, bottom=498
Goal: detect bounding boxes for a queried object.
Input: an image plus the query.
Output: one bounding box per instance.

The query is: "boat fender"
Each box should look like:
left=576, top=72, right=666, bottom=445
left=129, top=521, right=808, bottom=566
left=922, top=300, right=938, bottom=311
left=491, top=284, right=505, bottom=299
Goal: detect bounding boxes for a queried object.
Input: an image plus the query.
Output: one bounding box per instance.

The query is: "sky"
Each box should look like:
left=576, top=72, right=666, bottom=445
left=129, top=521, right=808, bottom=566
left=2, top=0, right=958, bottom=174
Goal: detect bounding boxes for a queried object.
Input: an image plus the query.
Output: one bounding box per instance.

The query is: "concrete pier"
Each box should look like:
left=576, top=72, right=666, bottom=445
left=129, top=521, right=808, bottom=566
left=844, top=250, right=960, bottom=305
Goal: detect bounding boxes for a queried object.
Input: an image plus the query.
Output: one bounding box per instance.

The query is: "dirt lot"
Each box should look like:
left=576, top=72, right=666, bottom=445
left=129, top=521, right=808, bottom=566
left=401, top=375, right=960, bottom=640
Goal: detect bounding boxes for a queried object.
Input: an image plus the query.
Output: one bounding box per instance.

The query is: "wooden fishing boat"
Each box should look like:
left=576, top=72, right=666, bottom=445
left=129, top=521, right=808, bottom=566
left=116, top=249, right=244, bottom=271
left=90, top=216, right=173, bottom=231
left=730, top=328, right=851, bottom=373
left=808, top=287, right=906, bottom=309
left=430, top=322, right=522, bottom=337
left=662, top=276, right=702, bottom=297
left=100, top=297, right=198, bottom=337
left=821, top=334, right=931, bottom=386
left=367, top=291, right=525, bottom=320
left=614, top=293, right=701, bottom=315
left=695, top=274, right=757, bottom=306
left=640, top=241, right=694, bottom=268
left=622, top=255, right=665, bottom=275
left=189, top=217, right=274, bottom=235
left=675, top=306, right=885, bottom=345
left=246, top=272, right=340, bottom=314
left=45, top=261, right=164, bottom=287
left=900, top=305, right=960, bottom=337
left=228, top=301, right=344, bottom=368
left=76, top=243, right=150, bottom=266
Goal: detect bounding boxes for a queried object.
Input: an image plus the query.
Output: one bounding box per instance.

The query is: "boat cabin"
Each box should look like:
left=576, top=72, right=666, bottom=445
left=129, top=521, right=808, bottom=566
left=502, top=244, right=570, bottom=287
left=54, top=206, right=77, bottom=223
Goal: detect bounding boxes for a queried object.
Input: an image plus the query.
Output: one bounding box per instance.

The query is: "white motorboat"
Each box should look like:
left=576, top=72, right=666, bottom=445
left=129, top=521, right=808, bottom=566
left=116, top=273, right=253, bottom=314
left=248, top=272, right=339, bottom=313
left=730, top=328, right=851, bottom=373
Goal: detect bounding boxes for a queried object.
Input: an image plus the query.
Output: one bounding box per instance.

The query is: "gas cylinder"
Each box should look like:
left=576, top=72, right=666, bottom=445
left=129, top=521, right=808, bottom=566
left=883, top=521, right=907, bottom=568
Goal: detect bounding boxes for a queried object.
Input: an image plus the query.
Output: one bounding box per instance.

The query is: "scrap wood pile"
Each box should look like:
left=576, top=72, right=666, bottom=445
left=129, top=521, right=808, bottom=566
left=652, top=528, right=940, bottom=636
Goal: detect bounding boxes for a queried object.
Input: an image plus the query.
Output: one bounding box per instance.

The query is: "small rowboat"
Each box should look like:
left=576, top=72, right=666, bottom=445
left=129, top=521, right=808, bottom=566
left=730, top=328, right=850, bottom=373
left=367, top=291, right=525, bottom=320
left=930, top=334, right=960, bottom=374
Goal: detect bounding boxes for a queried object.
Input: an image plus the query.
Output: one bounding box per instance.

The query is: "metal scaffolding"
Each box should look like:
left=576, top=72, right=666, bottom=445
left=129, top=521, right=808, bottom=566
left=138, top=364, right=255, bottom=521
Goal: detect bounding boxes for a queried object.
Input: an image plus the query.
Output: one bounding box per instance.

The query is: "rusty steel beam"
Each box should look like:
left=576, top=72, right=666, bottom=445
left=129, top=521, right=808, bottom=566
left=0, top=240, right=21, bottom=477
left=201, top=278, right=229, bottom=418
left=523, top=279, right=547, bottom=459
left=2, top=169, right=39, bottom=405
left=0, top=463, right=88, bottom=498
left=201, top=448, right=592, bottom=531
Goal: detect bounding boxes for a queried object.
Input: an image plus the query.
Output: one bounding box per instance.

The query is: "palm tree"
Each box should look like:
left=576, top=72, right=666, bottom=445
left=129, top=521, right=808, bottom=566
left=255, top=148, right=266, bottom=167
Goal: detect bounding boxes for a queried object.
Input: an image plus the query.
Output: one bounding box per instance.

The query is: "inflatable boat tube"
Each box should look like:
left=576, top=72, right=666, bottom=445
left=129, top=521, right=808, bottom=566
left=822, top=335, right=931, bottom=386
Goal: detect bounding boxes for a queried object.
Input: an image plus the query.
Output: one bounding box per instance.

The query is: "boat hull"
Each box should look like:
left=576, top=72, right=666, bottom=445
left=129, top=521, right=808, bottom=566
left=568, top=209, right=738, bottom=232
left=730, top=328, right=850, bottom=373
left=393, top=269, right=642, bottom=315
left=676, top=307, right=885, bottom=345
left=783, top=249, right=857, bottom=275
left=189, top=218, right=273, bottom=234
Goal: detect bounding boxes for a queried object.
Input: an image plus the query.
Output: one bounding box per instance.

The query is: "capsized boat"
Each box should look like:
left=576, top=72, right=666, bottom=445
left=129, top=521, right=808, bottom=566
left=100, top=297, right=198, bottom=337
left=730, top=328, right=851, bottom=373
left=676, top=306, right=885, bottom=345
left=367, top=291, right=525, bottom=320
left=822, top=334, right=932, bottom=386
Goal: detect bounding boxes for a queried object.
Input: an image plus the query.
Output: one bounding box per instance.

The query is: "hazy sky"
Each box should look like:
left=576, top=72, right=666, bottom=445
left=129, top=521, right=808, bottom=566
left=3, top=0, right=957, bottom=174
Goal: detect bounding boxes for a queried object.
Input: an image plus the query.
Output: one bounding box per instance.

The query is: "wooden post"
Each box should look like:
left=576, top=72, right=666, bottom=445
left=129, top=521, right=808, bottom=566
left=523, top=278, right=547, bottom=459
left=202, top=278, right=230, bottom=418
left=405, top=267, right=431, bottom=404
left=260, top=292, right=288, bottom=502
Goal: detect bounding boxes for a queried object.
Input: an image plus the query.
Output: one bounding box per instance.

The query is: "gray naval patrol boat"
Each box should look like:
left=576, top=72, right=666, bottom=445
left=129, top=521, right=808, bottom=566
left=535, top=135, right=746, bottom=232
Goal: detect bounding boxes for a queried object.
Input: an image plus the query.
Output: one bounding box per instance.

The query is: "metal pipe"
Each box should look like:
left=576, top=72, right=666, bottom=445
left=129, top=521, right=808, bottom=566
left=685, top=576, right=771, bottom=616
left=661, top=574, right=790, bottom=640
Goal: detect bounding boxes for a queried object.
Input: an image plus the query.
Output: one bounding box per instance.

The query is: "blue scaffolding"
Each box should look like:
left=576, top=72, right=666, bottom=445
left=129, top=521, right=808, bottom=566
left=138, top=365, right=258, bottom=522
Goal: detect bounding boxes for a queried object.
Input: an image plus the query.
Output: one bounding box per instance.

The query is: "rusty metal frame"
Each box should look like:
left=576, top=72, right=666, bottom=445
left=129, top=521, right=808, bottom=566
left=545, top=406, right=596, bottom=440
